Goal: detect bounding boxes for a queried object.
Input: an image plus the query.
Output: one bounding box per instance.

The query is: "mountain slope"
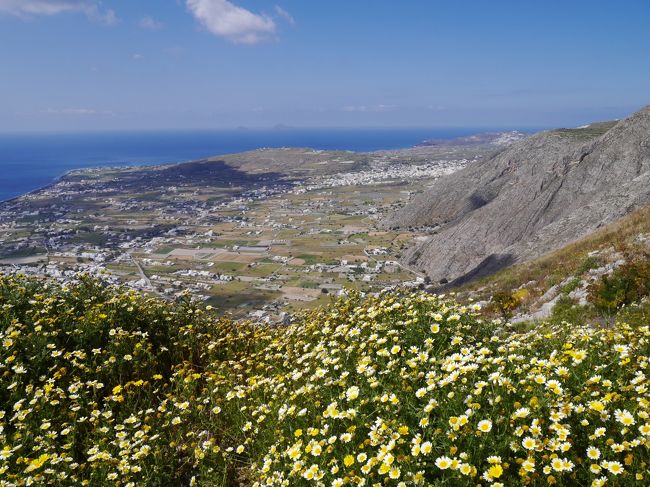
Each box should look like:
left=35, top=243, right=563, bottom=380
left=384, top=105, right=650, bottom=283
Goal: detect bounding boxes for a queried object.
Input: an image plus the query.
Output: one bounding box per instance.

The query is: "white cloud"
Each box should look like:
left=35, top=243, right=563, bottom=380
left=274, top=5, right=294, bottom=26
left=44, top=107, right=114, bottom=116
left=97, top=7, right=115, bottom=25
left=0, top=0, right=116, bottom=24
left=342, top=105, right=397, bottom=113
left=139, top=15, right=163, bottom=30
left=186, top=0, right=277, bottom=44
left=132, top=53, right=144, bottom=60
left=61, top=108, right=97, bottom=115
left=0, top=0, right=86, bottom=16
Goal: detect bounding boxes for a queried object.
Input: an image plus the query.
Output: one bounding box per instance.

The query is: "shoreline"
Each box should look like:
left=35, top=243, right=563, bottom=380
left=0, top=170, right=76, bottom=206
left=0, top=163, right=154, bottom=206
left=0, top=129, right=515, bottom=205
left=0, top=145, right=373, bottom=206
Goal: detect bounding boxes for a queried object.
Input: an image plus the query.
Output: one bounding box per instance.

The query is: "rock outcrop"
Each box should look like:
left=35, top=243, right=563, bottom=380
left=384, top=106, right=650, bottom=284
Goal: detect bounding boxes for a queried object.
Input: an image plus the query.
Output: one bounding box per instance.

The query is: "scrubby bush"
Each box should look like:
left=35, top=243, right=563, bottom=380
left=548, top=295, right=599, bottom=325
left=587, top=259, right=650, bottom=316
left=490, top=290, right=521, bottom=319
left=559, top=277, right=581, bottom=295
left=577, top=255, right=604, bottom=275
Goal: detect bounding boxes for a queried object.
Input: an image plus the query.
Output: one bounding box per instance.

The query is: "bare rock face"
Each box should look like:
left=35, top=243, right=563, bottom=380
left=384, top=105, right=650, bottom=284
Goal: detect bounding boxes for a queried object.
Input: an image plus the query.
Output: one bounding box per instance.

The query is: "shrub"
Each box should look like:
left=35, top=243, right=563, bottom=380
left=577, top=255, right=604, bottom=274
left=490, top=290, right=521, bottom=319
left=548, top=294, right=597, bottom=325
left=560, top=277, right=581, bottom=295
left=587, top=259, right=650, bottom=316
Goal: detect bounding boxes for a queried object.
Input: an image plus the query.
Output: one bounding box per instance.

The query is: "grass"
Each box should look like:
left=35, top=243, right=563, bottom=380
left=577, top=255, right=605, bottom=274
left=211, top=262, right=248, bottom=273
left=245, top=263, right=282, bottom=277
left=547, top=295, right=592, bottom=325
left=559, top=277, right=581, bottom=295
left=294, top=254, right=337, bottom=266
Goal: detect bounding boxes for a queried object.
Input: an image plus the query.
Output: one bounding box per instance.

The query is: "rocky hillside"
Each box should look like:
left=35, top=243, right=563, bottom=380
left=384, top=105, right=650, bottom=284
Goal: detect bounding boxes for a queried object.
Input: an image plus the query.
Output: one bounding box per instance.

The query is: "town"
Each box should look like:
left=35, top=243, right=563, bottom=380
left=0, top=136, right=519, bottom=321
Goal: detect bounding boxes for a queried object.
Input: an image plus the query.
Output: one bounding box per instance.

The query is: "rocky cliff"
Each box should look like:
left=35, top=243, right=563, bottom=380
left=384, top=105, right=650, bottom=284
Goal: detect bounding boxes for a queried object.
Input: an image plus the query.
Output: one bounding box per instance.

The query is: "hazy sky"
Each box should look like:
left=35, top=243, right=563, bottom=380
left=1, top=0, right=649, bottom=131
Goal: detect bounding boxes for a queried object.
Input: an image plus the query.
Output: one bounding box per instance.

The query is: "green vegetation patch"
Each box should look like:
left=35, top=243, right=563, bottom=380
left=154, top=246, right=176, bottom=255
left=587, top=258, right=650, bottom=317
left=294, top=254, right=331, bottom=265
left=553, top=121, right=618, bottom=140
left=298, top=281, right=320, bottom=289
left=210, top=262, right=248, bottom=273
left=72, top=232, right=109, bottom=246
left=560, top=277, right=581, bottom=295
left=0, top=247, right=42, bottom=260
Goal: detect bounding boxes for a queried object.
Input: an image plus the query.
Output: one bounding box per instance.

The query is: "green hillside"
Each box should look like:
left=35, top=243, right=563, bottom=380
left=1, top=275, right=649, bottom=486
left=553, top=121, right=619, bottom=140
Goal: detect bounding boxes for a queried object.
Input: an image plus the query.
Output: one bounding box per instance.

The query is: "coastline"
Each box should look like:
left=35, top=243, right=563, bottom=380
left=0, top=163, right=158, bottom=206
left=0, top=128, right=489, bottom=206
left=0, top=170, right=75, bottom=206
left=0, top=127, right=509, bottom=206
left=0, top=147, right=366, bottom=206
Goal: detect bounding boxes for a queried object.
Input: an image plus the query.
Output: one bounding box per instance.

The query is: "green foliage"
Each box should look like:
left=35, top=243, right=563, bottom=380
left=490, top=290, right=521, bottom=319
left=299, top=281, right=320, bottom=289
left=577, top=255, right=604, bottom=275
left=559, top=277, right=581, bottom=295
left=295, top=254, right=338, bottom=265
left=616, top=300, right=650, bottom=326
left=549, top=295, right=597, bottom=325
left=587, top=259, right=650, bottom=315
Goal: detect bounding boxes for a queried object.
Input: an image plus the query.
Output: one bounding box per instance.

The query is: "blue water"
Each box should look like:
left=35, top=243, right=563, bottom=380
left=0, top=128, right=485, bottom=202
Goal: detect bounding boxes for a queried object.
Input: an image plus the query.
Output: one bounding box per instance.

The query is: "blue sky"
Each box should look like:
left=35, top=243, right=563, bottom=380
left=1, top=0, right=649, bottom=131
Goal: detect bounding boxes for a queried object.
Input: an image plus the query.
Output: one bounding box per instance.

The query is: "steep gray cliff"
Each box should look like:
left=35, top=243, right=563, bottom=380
left=384, top=106, right=650, bottom=284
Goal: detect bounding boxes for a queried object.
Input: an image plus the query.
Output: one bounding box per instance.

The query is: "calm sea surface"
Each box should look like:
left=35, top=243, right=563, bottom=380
left=0, top=128, right=486, bottom=202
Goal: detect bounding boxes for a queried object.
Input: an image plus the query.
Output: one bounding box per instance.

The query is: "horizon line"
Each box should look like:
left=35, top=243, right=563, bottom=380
left=0, top=125, right=552, bottom=136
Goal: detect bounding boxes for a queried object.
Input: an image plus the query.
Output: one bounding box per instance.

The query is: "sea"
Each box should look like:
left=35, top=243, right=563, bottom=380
left=0, top=128, right=487, bottom=202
